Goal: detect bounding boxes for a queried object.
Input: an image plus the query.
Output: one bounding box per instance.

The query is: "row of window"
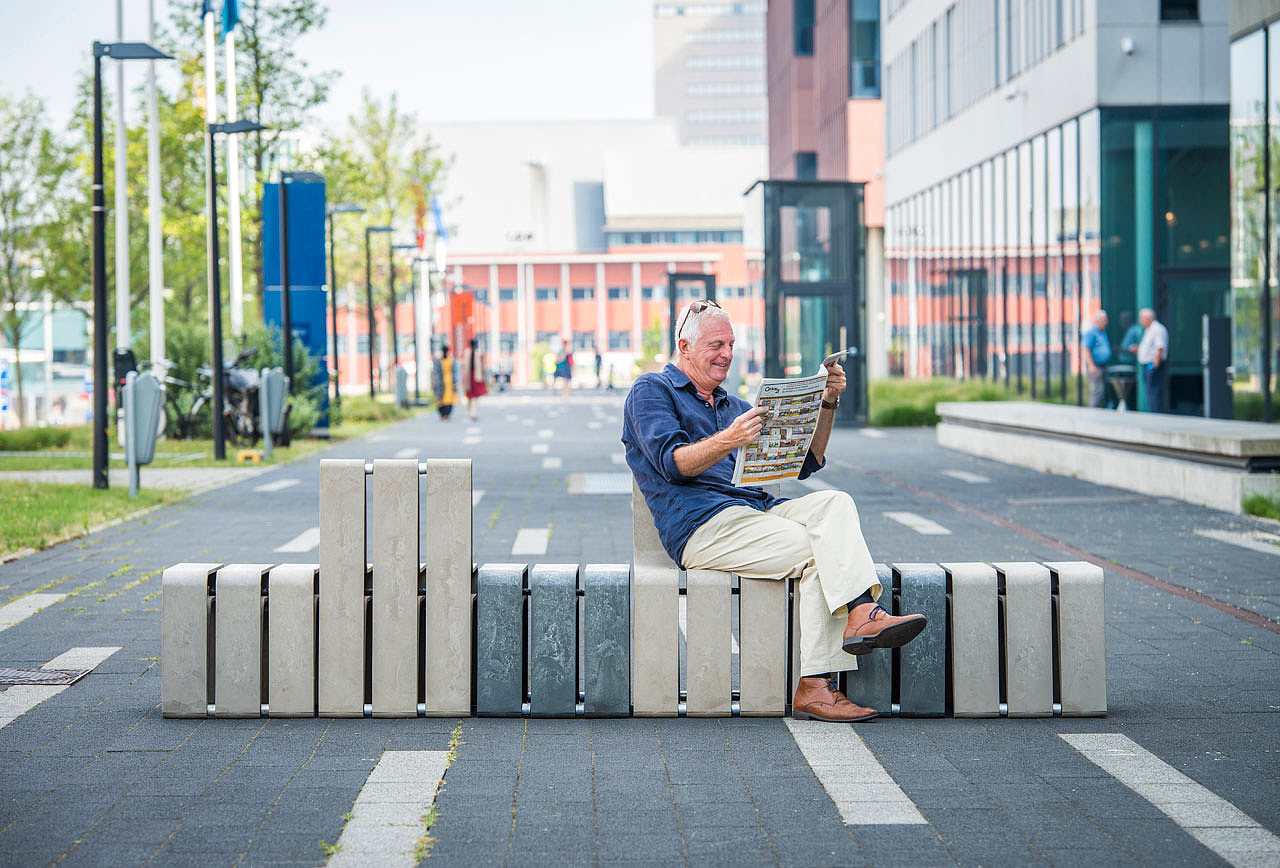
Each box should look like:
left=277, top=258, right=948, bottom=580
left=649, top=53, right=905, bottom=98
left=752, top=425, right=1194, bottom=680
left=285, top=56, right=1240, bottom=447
left=886, top=0, right=1087, bottom=154
left=458, top=283, right=756, bottom=304
left=686, top=108, right=765, bottom=125
left=685, top=54, right=764, bottom=70
left=656, top=2, right=764, bottom=17
left=685, top=134, right=766, bottom=147
left=686, top=80, right=765, bottom=98
left=685, top=27, right=762, bottom=44
left=607, top=230, right=744, bottom=245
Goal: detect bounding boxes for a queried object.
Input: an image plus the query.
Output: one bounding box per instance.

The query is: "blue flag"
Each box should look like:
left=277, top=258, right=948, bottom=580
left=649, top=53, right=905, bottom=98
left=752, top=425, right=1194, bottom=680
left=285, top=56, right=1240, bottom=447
left=431, top=196, right=449, bottom=241
left=201, top=0, right=218, bottom=18
left=222, top=0, right=239, bottom=37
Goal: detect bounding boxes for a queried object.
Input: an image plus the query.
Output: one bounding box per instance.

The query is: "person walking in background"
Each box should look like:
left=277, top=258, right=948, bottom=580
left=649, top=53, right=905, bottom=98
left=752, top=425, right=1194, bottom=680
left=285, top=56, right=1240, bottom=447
left=432, top=344, right=456, bottom=421
left=594, top=348, right=603, bottom=389
left=1118, top=311, right=1144, bottom=365
left=464, top=337, right=487, bottom=422
left=562, top=346, right=574, bottom=398
left=1081, top=309, right=1112, bottom=408
left=1136, top=308, right=1169, bottom=413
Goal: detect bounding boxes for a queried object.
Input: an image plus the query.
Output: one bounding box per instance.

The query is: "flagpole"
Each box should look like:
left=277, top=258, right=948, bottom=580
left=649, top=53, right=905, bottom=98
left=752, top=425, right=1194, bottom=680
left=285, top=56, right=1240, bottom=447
left=225, top=27, right=244, bottom=337
left=203, top=5, right=219, bottom=355
left=115, top=0, right=130, bottom=353
left=147, top=0, right=165, bottom=369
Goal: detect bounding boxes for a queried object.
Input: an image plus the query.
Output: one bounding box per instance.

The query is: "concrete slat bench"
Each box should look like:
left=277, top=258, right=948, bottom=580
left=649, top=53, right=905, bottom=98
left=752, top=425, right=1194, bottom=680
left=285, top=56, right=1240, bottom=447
left=161, top=459, right=1106, bottom=719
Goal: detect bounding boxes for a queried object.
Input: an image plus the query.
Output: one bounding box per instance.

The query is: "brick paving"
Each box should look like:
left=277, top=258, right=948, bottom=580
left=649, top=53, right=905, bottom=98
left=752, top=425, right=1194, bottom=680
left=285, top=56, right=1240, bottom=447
left=0, top=388, right=1276, bottom=866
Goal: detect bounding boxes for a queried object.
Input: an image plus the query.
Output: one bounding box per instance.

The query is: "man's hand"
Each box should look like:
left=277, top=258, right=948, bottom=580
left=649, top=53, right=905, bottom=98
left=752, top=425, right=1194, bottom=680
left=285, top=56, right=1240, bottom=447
left=823, top=360, right=847, bottom=405
left=718, top=406, right=767, bottom=449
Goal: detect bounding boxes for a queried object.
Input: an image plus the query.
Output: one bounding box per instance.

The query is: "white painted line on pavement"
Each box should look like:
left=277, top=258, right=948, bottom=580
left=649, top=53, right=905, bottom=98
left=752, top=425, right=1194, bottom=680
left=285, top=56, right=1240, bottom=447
left=538, top=428, right=554, bottom=438
left=1061, top=733, right=1280, bottom=868
left=369, top=434, right=390, bottom=443
left=611, top=452, right=626, bottom=465
left=531, top=443, right=550, bottom=454
left=785, top=718, right=926, bottom=825
left=511, top=528, right=550, bottom=556
left=884, top=512, right=952, bottom=536
left=1194, top=528, right=1280, bottom=557
left=463, top=436, right=481, bottom=445
left=505, top=415, right=519, bottom=423
left=587, top=421, right=602, bottom=429
left=0, top=646, right=120, bottom=731
left=275, top=527, right=321, bottom=553
left=466, top=426, right=481, bottom=435
left=606, top=415, right=619, bottom=423
left=941, top=470, right=990, bottom=484
left=0, top=594, right=69, bottom=633
left=542, top=457, right=563, bottom=469
left=254, top=478, right=300, bottom=493
left=328, top=750, right=450, bottom=868
left=472, top=490, right=485, bottom=507
left=797, top=477, right=837, bottom=492
left=394, top=447, right=417, bottom=459
left=859, top=429, right=886, bottom=439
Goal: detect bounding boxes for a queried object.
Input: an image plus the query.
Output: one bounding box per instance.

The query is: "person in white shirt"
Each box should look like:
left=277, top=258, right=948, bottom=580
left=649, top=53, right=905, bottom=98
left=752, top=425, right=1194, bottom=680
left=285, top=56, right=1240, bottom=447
left=1136, top=308, right=1170, bottom=413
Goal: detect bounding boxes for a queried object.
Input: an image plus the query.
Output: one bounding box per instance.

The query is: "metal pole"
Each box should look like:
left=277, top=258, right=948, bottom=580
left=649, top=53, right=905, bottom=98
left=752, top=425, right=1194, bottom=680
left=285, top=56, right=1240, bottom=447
left=1265, top=29, right=1274, bottom=422
left=365, top=229, right=376, bottom=398
left=115, top=0, right=130, bottom=354
left=278, top=178, right=293, bottom=447
left=207, top=127, right=226, bottom=460
left=92, top=50, right=109, bottom=490
left=328, top=211, right=341, bottom=406
left=147, top=0, right=164, bottom=370
left=388, top=236, right=398, bottom=386
left=411, top=259, right=421, bottom=399
left=225, top=30, right=244, bottom=337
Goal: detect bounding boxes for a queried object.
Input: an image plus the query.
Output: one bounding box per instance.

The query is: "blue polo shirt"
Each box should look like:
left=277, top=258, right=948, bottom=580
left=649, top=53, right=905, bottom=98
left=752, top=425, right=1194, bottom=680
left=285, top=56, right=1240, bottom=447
left=1081, top=327, right=1112, bottom=367
left=622, top=364, right=825, bottom=567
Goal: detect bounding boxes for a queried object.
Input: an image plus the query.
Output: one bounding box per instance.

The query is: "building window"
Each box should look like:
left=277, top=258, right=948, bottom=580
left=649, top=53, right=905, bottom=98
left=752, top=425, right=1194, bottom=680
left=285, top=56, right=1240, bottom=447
left=1160, top=0, right=1197, bottom=21
left=499, top=332, right=518, bottom=352
left=794, top=0, right=814, bottom=56
left=571, top=286, right=595, bottom=300
left=473, top=288, right=489, bottom=304
left=498, top=287, right=516, bottom=302
left=686, top=108, right=766, bottom=125
left=642, top=285, right=662, bottom=300
left=608, top=285, right=630, bottom=300
left=851, top=0, right=880, bottom=98
left=535, top=286, right=558, bottom=301
left=608, top=330, right=631, bottom=350
left=535, top=330, right=559, bottom=346
left=687, top=80, right=766, bottom=98
left=572, top=331, right=597, bottom=351
left=795, top=152, right=817, bottom=179
left=686, top=27, right=764, bottom=43
left=685, top=54, right=766, bottom=70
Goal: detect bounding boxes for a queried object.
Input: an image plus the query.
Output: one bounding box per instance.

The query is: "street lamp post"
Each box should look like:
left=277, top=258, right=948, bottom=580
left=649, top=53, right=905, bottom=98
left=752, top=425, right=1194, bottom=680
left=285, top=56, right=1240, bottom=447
left=364, top=225, right=392, bottom=398
left=393, top=244, right=421, bottom=400
left=327, top=203, right=364, bottom=407
left=92, top=41, right=171, bottom=490
left=206, top=119, right=266, bottom=461
left=387, top=234, right=398, bottom=385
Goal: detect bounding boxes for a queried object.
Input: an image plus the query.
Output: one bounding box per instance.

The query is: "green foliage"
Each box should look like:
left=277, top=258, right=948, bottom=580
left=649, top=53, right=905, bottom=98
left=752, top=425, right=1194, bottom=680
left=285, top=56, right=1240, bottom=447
left=868, top=378, right=1023, bottom=427
left=337, top=394, right=412, bottom=423
left=0, top=481, right=181, bottom=557
left=1234, top=391, right=1266, bottom=421
left=530, top=342, right=552, bottom=382
left=640, top=315, right=665, bottom=368
left=237, top=319, right=323, bottom=437
left=0, top=427, right=73, bottom=451
left=1242, top=492, right=1280, bottom=521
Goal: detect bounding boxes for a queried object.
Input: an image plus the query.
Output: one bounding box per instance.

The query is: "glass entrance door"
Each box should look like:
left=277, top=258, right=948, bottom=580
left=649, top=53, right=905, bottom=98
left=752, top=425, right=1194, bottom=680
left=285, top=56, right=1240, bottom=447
left=1158, top=268, right=1229, bottom=415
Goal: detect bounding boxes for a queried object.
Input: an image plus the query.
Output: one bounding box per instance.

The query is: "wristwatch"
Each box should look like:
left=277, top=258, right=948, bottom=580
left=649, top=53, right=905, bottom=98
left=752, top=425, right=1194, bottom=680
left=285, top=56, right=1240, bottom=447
left=821, top=398, right=839, bottom=410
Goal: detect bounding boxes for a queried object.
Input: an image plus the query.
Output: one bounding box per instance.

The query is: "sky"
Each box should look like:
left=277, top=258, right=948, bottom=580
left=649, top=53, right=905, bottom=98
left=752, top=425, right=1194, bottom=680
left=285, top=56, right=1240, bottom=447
left=0, top=0, right=656, bottom=132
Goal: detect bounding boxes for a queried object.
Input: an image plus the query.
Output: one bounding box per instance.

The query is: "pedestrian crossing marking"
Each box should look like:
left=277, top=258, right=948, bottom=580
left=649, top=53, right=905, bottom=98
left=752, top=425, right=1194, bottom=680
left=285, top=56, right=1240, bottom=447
left=884, top=512, right=952, bottom=535
left=274, top=527, right=320, bottom=553
left=0, top=646, right=120, bottom=731
left=797, top=477, right=837, bottom=492
left=1194, top=528, right=1280, bottom=558
left=464, top=436, right=481, bottom=445
left=328, top=750, right=450, bottom=868
left=254, top=478, right=300, bottom=493
left=538, top=429, right=554, bottom=438
left=472, top=490, right=485, bottom=507
left=942, top=470, right=990, bottom=484
left=786, top=718, right=926, bottom=825
left=611, top=453, right=626, bottom=465
left=531, top=443, right=550, bottom=454
left=0, top=594, right=69, bottom=634
left=394, top=447, right=417, bottom=459
left=859, top=429, right=886, bottom=439
left=542, top=457, right=563, bottom=469
left=511, top=528, right=550, bottom=556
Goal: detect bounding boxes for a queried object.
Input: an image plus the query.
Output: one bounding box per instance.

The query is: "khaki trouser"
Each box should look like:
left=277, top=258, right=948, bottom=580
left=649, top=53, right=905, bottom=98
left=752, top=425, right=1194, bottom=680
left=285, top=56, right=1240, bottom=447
left=680, top=489, right=881, bottom=678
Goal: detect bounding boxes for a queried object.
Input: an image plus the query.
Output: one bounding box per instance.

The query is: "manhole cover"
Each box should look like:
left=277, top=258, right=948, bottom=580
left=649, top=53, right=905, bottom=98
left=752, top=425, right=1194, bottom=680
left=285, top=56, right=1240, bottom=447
left=0, top=668, right=92, bottom=686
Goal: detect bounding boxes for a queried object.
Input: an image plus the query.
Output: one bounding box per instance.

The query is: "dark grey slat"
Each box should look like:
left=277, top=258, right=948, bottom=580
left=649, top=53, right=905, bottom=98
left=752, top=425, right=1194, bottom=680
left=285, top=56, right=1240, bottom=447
left=845, top=563, right=893, bottom=713
left=529, top=564, right=578, bottom=717
left=475, top=564, right=525, bottom=716
left=583, top=564, right=631, bottom=717
left=895, top=562, right=947, bottom=717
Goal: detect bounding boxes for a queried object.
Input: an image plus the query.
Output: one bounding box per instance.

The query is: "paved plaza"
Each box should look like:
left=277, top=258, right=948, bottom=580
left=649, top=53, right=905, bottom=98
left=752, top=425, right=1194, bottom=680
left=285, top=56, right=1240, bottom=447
left=1, top=389, right=1278, bottom=867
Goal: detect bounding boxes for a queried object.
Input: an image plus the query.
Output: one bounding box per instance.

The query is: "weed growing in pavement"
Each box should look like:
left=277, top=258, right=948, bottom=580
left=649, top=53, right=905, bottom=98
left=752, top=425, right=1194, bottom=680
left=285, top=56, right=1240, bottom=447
left=414, top=721, right=466, bottom=861
left=319, top=840, right=341, bottom=857
left=1243, top=492, right=1280, bottom=521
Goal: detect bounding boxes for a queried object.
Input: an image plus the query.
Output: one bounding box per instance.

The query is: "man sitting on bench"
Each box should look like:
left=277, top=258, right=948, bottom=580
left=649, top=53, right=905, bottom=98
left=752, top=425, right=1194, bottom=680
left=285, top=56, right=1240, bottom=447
left=622, top=300, right=926, bottom=722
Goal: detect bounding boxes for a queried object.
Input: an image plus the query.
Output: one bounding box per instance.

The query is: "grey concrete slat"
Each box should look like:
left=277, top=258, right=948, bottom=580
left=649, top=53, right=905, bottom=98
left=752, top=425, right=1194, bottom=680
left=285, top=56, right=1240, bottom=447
left=995, top=561, right=1054, bottom=717
left=424, top=458, right=473, bottom=715
left=475, top=563, right=525, bottom=715
left=846, top=563, right=893, bottom=713
left=1046, top=561, right=1108, bottom=716
left=267, top=563, right=317, bottom=717
left=528, top=564, right=578, bottom=717
left=372, top=459, right=419, bottom=717
left=160, top=563, right=220, bottom=718
left=318, top=459, right=366, bottom=717
left=942, top=561, right=999, bottom=717
left=738, top=575, right=786, bottom=715
left=583, top=564, right=631, bottom=717
left=685, top=569, right=731, bottom=716
left=214, top=564, right=269, bottom=718
left=894, top=562, right=947, bottom=717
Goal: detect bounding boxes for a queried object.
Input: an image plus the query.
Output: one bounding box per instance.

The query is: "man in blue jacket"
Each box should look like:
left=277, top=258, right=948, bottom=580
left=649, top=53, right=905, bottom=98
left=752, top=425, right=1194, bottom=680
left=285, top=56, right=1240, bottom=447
left=622, top=300, right=926, bottom=722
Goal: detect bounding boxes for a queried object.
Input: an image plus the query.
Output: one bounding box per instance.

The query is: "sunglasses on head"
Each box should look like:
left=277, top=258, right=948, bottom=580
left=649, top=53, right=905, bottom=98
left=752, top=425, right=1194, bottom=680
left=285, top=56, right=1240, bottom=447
left=676, top=298, right=723, bottom=339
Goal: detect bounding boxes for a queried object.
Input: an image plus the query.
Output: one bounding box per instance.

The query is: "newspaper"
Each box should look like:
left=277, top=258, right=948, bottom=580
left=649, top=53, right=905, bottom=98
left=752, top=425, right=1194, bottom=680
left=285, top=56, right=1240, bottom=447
left=731, top=351, right=848, bottom=486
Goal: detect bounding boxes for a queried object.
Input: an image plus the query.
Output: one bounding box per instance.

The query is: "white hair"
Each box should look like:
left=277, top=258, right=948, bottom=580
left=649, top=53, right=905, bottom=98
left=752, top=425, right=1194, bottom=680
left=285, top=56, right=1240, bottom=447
left=676, top=301, right=731, bottom=346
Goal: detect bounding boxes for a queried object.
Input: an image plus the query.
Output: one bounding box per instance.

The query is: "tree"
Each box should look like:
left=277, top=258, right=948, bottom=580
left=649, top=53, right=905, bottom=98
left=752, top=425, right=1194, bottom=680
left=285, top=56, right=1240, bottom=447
left=0, top=92, right=73, bottom=425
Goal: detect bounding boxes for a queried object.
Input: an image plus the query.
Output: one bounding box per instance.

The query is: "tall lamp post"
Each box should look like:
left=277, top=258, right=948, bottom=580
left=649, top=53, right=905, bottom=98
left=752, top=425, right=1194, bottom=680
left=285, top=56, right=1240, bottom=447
left=327, top=203, right=364, bottom=407
left=207, top=119, right=267, bottom=461
left=393, top=244, right=421, bottom=399
left=364, top=225, right=392, bottom=398
left=92, top=40, right=172, bottom=490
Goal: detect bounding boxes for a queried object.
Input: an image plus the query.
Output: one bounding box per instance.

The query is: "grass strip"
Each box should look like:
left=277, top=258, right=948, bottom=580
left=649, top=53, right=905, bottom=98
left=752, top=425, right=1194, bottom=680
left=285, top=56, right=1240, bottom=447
left=0, top=481, right=183, bottom=559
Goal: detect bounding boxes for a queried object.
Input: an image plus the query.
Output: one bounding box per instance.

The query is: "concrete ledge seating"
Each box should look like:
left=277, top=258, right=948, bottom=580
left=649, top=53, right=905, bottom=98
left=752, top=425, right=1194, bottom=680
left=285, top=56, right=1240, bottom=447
left=937, top=401, right=1280, bottom=514
left=161, top=458, right=1107, bottom=719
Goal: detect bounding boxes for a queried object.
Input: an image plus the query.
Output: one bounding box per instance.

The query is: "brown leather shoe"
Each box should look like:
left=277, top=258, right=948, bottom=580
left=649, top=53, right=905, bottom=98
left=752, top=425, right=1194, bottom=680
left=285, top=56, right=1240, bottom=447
left=792, top=675, right=877, bottom=722
left=842, top=602, right=927, bottom=656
